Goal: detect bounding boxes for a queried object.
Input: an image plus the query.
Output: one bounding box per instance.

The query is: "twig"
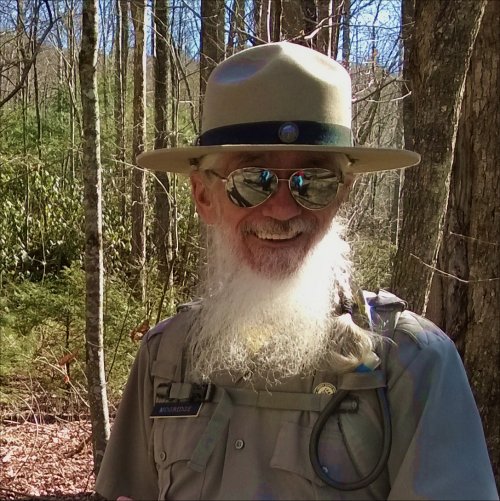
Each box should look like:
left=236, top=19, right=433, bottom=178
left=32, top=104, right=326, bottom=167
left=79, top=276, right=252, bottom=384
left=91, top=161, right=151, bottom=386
left=410, top=253, right=500, bottom=283
left=449, top=231, right=500, bottom=247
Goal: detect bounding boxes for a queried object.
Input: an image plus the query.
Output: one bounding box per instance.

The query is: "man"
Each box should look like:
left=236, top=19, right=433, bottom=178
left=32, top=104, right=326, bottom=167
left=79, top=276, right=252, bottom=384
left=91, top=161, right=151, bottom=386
left=95, top=42, right=497, bottom=500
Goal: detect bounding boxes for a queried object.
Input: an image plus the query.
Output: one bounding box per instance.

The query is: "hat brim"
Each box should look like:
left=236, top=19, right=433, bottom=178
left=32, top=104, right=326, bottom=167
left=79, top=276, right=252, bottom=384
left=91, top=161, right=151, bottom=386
left=137, top=144, right=420, bottom=175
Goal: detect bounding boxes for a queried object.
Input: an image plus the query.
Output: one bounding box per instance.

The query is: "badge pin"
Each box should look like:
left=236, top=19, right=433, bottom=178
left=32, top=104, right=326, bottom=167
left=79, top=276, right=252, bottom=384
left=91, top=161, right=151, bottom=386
left=313, top=382, right=336, bottom=395
left=278, top=122, right=299, bottom=143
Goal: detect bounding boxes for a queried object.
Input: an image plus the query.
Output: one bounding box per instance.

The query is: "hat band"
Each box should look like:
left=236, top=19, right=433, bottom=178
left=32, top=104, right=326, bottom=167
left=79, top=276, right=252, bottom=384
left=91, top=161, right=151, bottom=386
left=197, top=121, right=353, bottom=147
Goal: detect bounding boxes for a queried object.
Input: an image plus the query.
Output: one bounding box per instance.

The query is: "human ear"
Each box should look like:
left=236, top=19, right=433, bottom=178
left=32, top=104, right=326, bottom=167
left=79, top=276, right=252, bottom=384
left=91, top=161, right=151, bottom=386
left=337, top=173, right=355, bottom=204
left=190, top=171, right=218, bottom=225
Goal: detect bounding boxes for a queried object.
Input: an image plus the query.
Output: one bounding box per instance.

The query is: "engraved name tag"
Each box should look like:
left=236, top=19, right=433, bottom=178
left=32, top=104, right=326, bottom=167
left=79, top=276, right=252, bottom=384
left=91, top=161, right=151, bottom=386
left=151, top=401, right=202, bottom=418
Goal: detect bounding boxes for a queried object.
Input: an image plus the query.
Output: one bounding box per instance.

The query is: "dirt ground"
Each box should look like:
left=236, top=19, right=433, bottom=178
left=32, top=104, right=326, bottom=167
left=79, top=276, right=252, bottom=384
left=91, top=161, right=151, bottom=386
left=1, top=418, right=96, bottom=500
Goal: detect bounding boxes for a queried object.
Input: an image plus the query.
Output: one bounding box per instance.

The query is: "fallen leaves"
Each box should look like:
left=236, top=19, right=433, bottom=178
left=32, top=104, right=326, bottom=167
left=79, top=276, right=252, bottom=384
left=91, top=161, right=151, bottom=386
left=0, top=419, right=95, bottom=499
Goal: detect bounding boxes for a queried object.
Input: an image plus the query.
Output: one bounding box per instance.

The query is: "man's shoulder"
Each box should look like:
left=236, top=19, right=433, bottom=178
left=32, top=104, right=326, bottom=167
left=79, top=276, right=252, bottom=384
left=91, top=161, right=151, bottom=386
left=367, top=293, right=458, bottom=379
left=362, top=289, right=450, bottom=348
left=362, top=291, right=461, bottom=388
left=143, top=298, right=203, bottom=344
left=395, top=310, right=450, bottom=349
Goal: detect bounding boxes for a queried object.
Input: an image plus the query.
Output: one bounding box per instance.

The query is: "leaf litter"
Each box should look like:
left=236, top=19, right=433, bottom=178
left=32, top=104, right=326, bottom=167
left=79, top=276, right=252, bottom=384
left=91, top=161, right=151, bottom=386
left=1, top=418, right=97, bottom=500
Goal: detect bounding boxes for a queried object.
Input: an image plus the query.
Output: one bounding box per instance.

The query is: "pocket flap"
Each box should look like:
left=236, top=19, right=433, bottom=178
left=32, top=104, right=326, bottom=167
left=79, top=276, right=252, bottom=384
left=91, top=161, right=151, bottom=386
left=154, top=417, right=210, bottom=466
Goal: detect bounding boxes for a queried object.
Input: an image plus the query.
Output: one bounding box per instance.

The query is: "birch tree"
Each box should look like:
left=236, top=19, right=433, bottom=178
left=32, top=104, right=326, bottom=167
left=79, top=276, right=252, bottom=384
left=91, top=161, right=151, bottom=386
left=79, top=0, right=110, bottom=474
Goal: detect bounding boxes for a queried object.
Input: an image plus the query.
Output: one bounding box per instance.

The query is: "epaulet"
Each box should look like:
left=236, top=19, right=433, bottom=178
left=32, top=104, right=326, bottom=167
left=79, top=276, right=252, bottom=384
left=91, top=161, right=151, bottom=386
left=176, top=297, right=203, bottom=313
left=143, top=298, right=203, bottom=343
left=143, top=316, right=174, bottom=342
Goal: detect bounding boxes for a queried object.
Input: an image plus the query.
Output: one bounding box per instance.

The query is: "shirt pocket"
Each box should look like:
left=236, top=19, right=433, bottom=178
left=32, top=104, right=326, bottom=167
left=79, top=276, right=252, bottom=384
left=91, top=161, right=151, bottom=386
left=270, top=420, right=362, bottom=495
left=153, top=417, right=209, bottom=500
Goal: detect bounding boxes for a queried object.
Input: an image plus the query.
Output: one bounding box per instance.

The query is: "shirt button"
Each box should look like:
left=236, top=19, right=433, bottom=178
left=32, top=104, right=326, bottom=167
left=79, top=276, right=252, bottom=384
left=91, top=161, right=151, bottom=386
left=234, top=439, right=245, bottom=450
left=159, top=451, right=167, bottom=461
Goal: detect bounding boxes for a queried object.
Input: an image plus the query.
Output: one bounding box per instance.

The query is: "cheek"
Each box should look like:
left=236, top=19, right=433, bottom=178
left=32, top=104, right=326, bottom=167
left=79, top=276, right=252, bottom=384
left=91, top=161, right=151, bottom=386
left=213, top=199, right=250, bottom=241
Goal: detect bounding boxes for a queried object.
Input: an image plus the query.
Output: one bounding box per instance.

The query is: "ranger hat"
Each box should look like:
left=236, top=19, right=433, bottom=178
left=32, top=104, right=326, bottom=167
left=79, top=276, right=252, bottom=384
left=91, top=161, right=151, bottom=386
left=137, top=42, right=420, bottom=174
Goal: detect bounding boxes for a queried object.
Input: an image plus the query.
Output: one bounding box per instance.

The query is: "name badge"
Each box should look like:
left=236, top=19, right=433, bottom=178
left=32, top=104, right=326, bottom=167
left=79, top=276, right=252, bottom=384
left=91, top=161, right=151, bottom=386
left=151, top=401, right=202, bottom=418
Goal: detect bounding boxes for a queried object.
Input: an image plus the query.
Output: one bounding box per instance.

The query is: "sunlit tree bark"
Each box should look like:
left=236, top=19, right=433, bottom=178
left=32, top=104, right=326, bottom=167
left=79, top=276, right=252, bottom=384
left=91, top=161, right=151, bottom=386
left=79, top=0, right=110, bottom=475
left=130, top=0, right=147, bottom=302
left=391, top=0, right=486, bottom=313
left=427, top=0, right=499, bottom=484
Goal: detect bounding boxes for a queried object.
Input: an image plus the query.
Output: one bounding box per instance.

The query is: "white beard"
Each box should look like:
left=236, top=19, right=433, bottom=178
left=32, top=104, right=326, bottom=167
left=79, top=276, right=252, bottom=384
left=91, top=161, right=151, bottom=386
left=187, top=220, right=374, bottom=384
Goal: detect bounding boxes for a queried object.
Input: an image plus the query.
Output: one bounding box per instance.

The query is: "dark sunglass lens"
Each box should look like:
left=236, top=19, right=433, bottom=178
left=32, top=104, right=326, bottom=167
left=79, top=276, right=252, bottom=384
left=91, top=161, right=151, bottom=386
left=226, top=168, right=277, bottom=207
left=290, top=168, right=340, bottom=209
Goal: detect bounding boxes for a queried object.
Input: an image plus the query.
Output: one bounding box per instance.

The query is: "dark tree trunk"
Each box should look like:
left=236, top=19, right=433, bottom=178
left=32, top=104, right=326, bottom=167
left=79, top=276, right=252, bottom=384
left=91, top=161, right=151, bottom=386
left=153, top=0, right=174, bottom=282
left=427, top=0, right=499, bottom=485
left=200, top=0, right=225, bottom=108
left=130, top=0, right=147, bottom=302
left=114, top=0, right=128, bottom=227
left=391, top=0, right=486, bottom=314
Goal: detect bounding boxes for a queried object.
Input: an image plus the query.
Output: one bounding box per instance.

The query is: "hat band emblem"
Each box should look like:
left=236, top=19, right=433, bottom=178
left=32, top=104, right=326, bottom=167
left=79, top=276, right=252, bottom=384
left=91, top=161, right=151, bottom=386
left=278, top=122, right=299, bottom=143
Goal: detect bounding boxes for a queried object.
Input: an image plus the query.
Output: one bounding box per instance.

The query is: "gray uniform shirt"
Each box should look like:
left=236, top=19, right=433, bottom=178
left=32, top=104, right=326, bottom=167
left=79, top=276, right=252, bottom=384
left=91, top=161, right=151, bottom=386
left=95, top=302, right=498, bottom=500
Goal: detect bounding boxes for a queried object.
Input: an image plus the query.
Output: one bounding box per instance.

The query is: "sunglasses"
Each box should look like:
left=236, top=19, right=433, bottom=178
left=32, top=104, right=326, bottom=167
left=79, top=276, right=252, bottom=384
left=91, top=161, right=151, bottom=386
left=207, top=167, right=343, bottom=210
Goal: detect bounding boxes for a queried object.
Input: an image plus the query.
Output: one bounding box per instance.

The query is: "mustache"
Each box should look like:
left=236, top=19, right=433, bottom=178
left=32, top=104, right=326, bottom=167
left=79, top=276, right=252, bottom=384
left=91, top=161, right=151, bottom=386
left=241, top=217, right=318, bottom=236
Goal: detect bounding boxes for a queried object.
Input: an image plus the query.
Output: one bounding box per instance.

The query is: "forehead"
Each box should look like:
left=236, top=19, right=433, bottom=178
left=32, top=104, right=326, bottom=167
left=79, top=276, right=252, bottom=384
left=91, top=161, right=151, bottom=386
left=218, top=151, right=338, bottom=172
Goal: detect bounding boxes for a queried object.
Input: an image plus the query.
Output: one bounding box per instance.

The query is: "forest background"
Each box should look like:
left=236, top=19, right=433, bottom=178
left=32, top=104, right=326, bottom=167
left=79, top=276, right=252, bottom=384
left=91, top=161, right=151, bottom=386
left=0, top=0, right=498, bottom=495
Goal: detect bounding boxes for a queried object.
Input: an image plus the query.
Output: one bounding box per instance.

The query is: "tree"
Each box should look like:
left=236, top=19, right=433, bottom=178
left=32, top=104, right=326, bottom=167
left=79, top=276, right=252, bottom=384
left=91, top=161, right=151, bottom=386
left=130, top=0, right=147, bottom=302
left=114, top=0, right=129, bottom=226
left=0, top=0, right=55, bottom=109
left=391, top=0, right=487, bottom=313
left=200, top=0, right=225, bottom=118
left=79, top=0, right=110, bottom=474
left=227, top=0, right=246, bottom=53
left=153, top=0, right=174, bottom=284
left=427, top=0, right=499, bottom=484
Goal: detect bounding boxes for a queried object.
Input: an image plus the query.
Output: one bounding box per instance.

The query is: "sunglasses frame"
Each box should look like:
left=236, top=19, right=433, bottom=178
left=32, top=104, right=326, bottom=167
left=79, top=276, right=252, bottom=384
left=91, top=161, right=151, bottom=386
left=206, top=167, right=344, bottom=210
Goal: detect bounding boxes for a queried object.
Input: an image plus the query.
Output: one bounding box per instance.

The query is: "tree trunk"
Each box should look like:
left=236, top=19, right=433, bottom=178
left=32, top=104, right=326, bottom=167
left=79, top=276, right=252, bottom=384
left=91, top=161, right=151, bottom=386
left=114, top=0, right=128, bottom=226
left=78, top=0, right=110, bottom=475
left=271, top=0, right=282, bottom=42
left=316, top=0, right=331, bottom=56
left=130, top=0, right=147, bottom=302
left=341, top=0, right=350, bottom=67
left=153, top=0, right=174, bottom=282
left=428, top=0, right=499, bottom=484
left=252, top=0, right=267, bottom=42
left=391, top=0, right=486, bottom=313
left=227, top=0, right=246, bottom=54
left=200, top=0, right=225, bottom=116
left=199, top=0, right=226, bottom=279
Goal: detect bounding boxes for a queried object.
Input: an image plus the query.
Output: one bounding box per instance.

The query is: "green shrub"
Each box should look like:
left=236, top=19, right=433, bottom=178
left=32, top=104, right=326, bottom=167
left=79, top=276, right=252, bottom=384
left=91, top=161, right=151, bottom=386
left=0, top=264, right=156, bottom=415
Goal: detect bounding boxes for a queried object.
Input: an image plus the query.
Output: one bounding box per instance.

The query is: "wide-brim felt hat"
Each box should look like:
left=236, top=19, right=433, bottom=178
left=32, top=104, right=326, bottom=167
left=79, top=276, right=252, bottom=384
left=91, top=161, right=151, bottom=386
left=138, top=42, right=420, bottom=174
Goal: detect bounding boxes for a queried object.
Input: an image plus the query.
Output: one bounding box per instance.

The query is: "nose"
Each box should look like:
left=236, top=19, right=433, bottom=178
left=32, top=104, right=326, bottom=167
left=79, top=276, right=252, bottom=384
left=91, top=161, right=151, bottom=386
left=260, top=180, right=302, bottom=220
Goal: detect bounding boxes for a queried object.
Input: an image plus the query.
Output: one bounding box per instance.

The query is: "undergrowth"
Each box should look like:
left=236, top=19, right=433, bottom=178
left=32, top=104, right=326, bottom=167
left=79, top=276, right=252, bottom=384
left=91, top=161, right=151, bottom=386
left=0, top=263, right=175, bottom=419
